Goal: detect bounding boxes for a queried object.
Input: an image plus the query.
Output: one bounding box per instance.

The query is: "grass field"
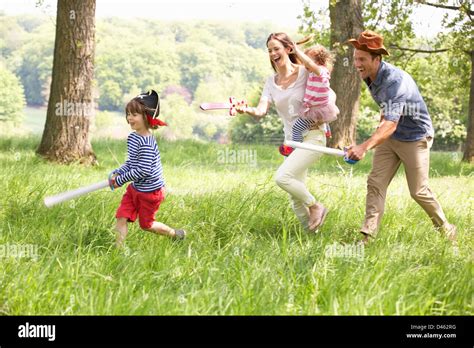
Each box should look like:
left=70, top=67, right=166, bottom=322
left=0, top=136, right=472, bottom=315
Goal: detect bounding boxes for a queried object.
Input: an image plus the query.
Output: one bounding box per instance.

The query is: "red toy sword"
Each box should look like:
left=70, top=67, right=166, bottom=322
left=200, top=97, right=247, bottom=116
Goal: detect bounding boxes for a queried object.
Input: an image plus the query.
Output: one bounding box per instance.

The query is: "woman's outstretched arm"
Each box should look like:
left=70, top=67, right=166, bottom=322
left=236, top=98, right=270, bottom=121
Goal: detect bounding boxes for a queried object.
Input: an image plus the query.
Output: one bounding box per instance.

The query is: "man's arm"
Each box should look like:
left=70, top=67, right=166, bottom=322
left=346, top=118, right=398, bottom=160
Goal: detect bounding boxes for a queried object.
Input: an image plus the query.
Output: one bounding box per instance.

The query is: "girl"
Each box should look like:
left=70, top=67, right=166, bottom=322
left=236, top=33, right=329, bottom=231
left=291, top=44, right=339, bottom=143
left=110, top=90, right=186, bottom=247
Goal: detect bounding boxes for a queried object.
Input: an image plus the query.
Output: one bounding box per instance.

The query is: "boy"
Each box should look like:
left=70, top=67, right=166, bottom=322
left=110, top=90, right=186, bottom=247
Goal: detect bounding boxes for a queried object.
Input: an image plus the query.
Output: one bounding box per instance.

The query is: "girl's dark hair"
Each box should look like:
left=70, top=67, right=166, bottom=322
left=125, top=99, right=158, bottom=129
left=266, top=32, right=302, bottom=72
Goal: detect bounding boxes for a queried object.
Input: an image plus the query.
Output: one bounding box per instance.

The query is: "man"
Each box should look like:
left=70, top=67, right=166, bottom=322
left=346, top=30, right=457, bottom=245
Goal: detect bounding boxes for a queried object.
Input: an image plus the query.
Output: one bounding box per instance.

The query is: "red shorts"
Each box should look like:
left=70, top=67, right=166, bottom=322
left=115, top=184, right=165, bottom=229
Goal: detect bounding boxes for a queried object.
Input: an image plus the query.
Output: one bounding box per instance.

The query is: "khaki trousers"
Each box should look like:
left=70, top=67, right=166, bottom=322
left=362, top=136, right=448, bottom=237
left=275, top=129, right=326, bottom=228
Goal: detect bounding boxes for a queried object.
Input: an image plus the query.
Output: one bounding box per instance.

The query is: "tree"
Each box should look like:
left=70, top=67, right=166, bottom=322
left=37, top=0, right=97, bottom=164
left=416, top=0, right=474, bottom=162
left=401, top=0, right=473, bottom=160
left=328, top=0, right=364, bottom=148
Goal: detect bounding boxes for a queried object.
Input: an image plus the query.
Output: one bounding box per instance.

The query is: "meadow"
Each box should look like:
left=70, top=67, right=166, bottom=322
left=0, top=136, right=472, bottom=315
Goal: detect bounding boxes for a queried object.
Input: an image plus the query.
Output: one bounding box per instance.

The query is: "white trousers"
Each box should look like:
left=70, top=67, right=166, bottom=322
left=275, top=129, right=326, bottom=228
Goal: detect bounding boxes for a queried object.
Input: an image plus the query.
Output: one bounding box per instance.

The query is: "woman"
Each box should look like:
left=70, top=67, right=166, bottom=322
left=236, top=32, right=328, bottom=231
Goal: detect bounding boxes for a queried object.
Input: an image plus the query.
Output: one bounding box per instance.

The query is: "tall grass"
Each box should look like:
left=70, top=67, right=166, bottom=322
left=0, top=136, right=472, bottom=315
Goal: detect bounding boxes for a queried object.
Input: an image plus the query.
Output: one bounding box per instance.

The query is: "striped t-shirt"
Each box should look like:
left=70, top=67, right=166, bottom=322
left=303, top=66, right=331, bottom=107
left=114, top=132, right=164, bottom=192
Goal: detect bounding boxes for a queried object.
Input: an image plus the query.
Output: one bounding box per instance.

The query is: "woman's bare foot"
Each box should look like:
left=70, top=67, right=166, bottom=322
left=308, top=203, right=328, bottom=231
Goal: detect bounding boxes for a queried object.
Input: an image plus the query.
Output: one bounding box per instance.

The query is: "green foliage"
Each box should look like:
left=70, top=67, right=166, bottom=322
left=0, top=15, right=27, bottom=59
left=298, top=0, right=331, bottom=47
left=229, top=86, right=284, bottom=144
left=363, top=0, right=417, bottom=64
left=436, top=0, right=473, bottom=56
left=98, top=80, right=122, bottom=111
left=0, top=66, right=25, bottom=125
left=178, top=40, right=222, bottom=94
left=244, top=22, right=275, bottom=49
left=95, top=19, right=181, bottom=110
left=194, top=72, right=249, bottom=106
left=356, top=109, right=379, bottom=144
left=408, top=50, right=468, bottom=148
left=229, top=114, right=264, bottom=143
left=94, top=111, right=116, bottom=129
left=160, top=93, right=196, bottom=140
left=3, top=15, right=273, bottom=113
left=3, top=17, right=55, bottom=106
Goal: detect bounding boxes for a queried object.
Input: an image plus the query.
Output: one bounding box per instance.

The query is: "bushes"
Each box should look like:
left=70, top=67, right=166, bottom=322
left=229, top=113, right=284, bottom=144
left=0, top=66, right=25, bottom=126
left=228, top=86, right=284, bottom=144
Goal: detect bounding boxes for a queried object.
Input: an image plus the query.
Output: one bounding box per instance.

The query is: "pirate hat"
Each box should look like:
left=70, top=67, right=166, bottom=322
left=135, top=89, right=160, bottom=118
left=134, top=89, right=167, bottom=128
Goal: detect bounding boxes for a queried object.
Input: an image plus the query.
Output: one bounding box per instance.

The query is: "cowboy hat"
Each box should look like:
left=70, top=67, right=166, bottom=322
left=347, top=30, right=390, bottom=56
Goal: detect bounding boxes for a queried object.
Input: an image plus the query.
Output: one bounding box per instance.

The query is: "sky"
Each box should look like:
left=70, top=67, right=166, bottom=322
left=0, top=0, right=452, bottom=38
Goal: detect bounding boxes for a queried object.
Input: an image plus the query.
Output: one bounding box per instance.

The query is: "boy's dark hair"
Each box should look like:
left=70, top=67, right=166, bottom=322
left=125, top=99, right=158, bottom=130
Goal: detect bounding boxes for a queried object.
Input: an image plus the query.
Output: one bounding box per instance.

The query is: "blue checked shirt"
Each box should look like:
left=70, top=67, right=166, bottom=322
left=365, top=61, right=434, bottom=141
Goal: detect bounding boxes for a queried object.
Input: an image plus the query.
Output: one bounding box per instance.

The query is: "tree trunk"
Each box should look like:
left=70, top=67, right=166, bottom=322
left=462, top=50, right=474, bottom=163
left=37, top=0, right=97, bottom=165
left=328, top=0, right=364, bottom=148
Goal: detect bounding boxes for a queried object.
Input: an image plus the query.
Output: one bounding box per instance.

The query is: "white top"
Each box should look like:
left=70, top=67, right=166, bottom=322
left=261, top=66, right=324, bottom=141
